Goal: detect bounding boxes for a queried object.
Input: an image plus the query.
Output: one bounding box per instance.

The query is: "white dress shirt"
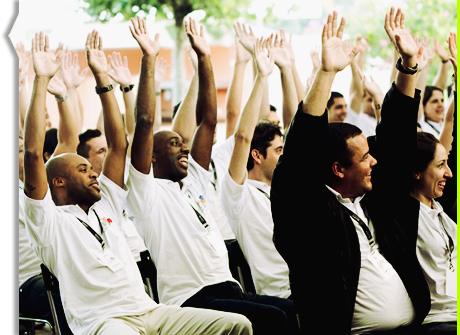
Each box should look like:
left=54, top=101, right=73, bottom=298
left=23, top=174, right=158, bottom=335
left=417, top=200, right=457, bottom=324
left=220, top=170, right=290, bottom=298
left=126, top=156, right=239, bottom=307
left=345, top=108, right=377, bottom=138
left=326, top=186, right=415, bottom=334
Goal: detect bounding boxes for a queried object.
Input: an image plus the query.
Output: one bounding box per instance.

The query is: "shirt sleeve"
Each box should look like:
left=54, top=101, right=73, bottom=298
left=211, top=135, right=236, bottom=191
left=186, top=155, right=213, bottom=197
left=97, top=173, right=129, bottom=230
left=125, top=163, right=156, bottom=220
left=220, top=168, right=248, bottom=220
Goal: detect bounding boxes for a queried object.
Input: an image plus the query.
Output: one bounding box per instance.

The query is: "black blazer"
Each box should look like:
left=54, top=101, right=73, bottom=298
left=271, top=83, right=431, bottom=334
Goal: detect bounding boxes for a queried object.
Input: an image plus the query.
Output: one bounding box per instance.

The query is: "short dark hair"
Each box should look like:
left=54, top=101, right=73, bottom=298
left=43, top=128, right=58, bottom=163
left=172, top=101, right=182, bottom=120
left=422, top=86, right=443, bottom=106
left=412, top=131, right=441, bottom=174
left=247, top=120, right=283, bottom=171
left=77, top=129, right=102, bottom=158
left=325, top=122, right=363, bottom=180
left=269, top=104, right=277, bottom=112
left=327, top=92, right=344, bottom=110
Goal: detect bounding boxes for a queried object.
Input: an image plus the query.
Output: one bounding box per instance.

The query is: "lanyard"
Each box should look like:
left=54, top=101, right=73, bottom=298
left=209, top=159, right=217, bottom=191
left=426, top=121, right=441, bottom=134
left=75, top=209, right=106, bottom=250
left=342, top=204, right=375, bottom=249
left=438, top=213, right=455, bottom=271
left=185, top=190, right=210, bottom=230
left=256, top=187, right=270, bottom=201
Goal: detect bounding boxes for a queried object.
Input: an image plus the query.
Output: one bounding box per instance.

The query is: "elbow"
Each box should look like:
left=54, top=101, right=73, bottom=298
left=24, top=149, right=44, bottom=165
left=234, top=131, right=252, bottom=145
left=135, top=114, right=155, bottom=130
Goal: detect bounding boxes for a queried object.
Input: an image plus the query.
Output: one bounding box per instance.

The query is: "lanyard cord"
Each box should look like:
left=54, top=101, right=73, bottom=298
left=209, top=159, right=217, bottom=191
left=342, top=204, right=375, bottom=249
left=256, top=187, right=270, bottom=201
left=437, top=213, right=455, bottom=270
left=75, top=209, right=106, bottom=250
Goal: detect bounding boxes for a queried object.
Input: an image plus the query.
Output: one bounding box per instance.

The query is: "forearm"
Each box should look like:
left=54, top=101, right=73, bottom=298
left=226, top=61, right=247, bottom=138
left=123, top=90, right=136, bottom=137
left=440, top=93, right=455, bottom=153
left=292, top=62, right=306, bottom=103
left=19, top=85, right=29, bottom=130
left=349, top=62, right=364, bottom=113
left=152, top=90, right=162, bottom=132
left=390, top=48, right=399, bottom=84
left=432, top=62, right=450, bottom=91
left=302, top=70, right=336, bottom=115
left=54, top=98, right=79, bottom=155
left=196, top=55, right=217, bottom=128
left=171, top=73, right=198, bottom=144
left=415, top=68, right=429, bottom=120
left=395, top=57, right=418, bottom=98
left=280, top=66, right=297, bottom=131
left=67, top=88, right=82, bottom=133
left=24, top=77, right=49, bottom=154
left=259, top=78, right=270, bottom=120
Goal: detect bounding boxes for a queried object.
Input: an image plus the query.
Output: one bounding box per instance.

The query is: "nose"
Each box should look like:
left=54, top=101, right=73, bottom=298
left=181, top=142, right=190, bottom=154
left=370, top=154, right=377, bottom=166
left=445, top=164, right=453, bottom=178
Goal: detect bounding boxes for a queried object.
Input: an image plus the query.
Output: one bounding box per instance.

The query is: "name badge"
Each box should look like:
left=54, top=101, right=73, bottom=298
left=446, top=264, right=457, bottom=298
left=206, top=230, right=227, bottom=257
left=98, top=249, right=124, bottom=272
left=368, top=249, right=395, bottom=279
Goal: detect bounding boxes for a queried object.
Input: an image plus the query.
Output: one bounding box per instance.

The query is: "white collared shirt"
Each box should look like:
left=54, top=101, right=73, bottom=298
left=326, top=185, right=415, bottom=334
left=23, top=174, right=158, bottom=335
left=207, top=135, right=236, bottom=240
left=220, top=170, right=291, bottom=298
left=19, top=179, right=41, bottom=288
left=417, top=200, right=457, bottom=323
left=419, top=114, right=443, bottom=139
left=126, top=156, right=238, bottom=307
left=345, top=108, right=377, bottom=138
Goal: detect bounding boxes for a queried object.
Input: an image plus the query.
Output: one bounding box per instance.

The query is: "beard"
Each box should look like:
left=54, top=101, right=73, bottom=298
left=66, top=178, right=101, bottom=208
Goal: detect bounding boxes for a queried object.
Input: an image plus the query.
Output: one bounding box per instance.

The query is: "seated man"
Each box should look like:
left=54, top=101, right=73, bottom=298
left=126, top=17, right=297, bottom=335
left=327, top=91, right=348, bottom=122
left=22, top=29, right=251, bottom=335
left=271, top=9, right=430, bottom=334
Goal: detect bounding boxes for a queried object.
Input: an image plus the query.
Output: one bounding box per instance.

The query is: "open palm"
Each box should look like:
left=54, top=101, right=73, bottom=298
left=130, top=16, right=160, bottom=57
left=32, top=32, right=63, bottom=78
left=85, top=30, right=108, bottom=75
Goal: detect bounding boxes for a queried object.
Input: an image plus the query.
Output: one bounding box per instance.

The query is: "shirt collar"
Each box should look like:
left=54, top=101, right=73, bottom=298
left=325, top=184, right=365, bottom=204
left=247, top=179, right=270, bottom=193
left=419, top=199, right=444, bottom=220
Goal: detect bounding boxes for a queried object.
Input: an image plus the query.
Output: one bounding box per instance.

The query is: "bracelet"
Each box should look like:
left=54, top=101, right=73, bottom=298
left=442, top=59, right=449, bottom=64
left=120, top=84, right=134, bottom=92
left=155, top=91, right=161, bottom=96
left=95, top=84, right=113, bottom=94
left=395, top=57, right=418, bottom=75
left=55, top=95, right=68, bottom=103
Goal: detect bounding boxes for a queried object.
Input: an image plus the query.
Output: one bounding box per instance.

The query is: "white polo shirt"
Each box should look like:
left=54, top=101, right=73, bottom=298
left=207, top=135, right=236, bottom=240
left=326, top=186, right=415, bottom=334
left=220, top=170, right=290, bottom=298
left=23, top=174, right=158, bottom=335
left=126, top=156, right=239, bottom=307
left=417, top=201, right=457, bottom=324
left=19, top=179, right=41, bottom=288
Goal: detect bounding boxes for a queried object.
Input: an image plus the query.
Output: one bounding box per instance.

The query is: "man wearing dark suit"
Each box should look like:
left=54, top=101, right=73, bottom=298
left=271, top=8, right=430, bottom=335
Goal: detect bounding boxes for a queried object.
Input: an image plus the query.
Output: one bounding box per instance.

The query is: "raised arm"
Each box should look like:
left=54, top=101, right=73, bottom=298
left=356, top=68, right=384, bottom=121
left=346, top=39, right=365, bottom=114
left=23, top=32, right=64, bottom=200
left=17, top=42, right=30, bottom=133
left=153, top=57, right=169, bottom=132
left=60, top=52, right=89, bottom=133
left=229, top=38, right=275, bottom=185
left=415, top=38, right=434, bottom=120
left=46, top=74, right=79, bottom=157
left=185, top=17, right=217, bottom=170
left=171, top=46, right=198, bottom=145
left=432, top=38, right=451, bottom=91
left=268, top=33, right=297, bottom=132
left=129, top=16, right=160, bottom=175
left=302, top=11, right=361, bottom=116
left=85, top=30, right=126, bottom=187
left=107, top=51, right=135, bottom=156
left=280, top=29, right=305, bottom=103
left=225, top=24, right=252, bottom=138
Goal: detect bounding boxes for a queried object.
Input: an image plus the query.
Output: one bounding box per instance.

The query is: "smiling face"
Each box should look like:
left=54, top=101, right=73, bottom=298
left=415, top=143, right=452, bottom=206
left=341, top=134, right=377, bottom=199
left=260, top=134, right=284, bottom=182
left=152, top=131, right=190, bottom=182
left=328, top=97, right=348, bottom=122
left=86, top=135, right=108, bottom=177
left=424, top=90, right=444, bottom=123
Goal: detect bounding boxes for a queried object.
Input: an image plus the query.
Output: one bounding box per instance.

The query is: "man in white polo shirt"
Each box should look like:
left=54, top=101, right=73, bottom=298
left=126, top=17, right=296, bottom=335
left=22, top=28, right=251, bottom=335
left=220, top=38, right=290, bottom=300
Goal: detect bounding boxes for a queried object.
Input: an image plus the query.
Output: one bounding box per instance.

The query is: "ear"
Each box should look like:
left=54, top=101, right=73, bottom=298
left=44, top=151, right=51, bottom=162
left=151, top=152, right=157, bottom=164
left=52, top=176, right=65, bottom=188
left=251, top=149, right=262, bottom=166
left=413, top=172, right=420, bottom=180
left=331, top=162, right=345, bottom=179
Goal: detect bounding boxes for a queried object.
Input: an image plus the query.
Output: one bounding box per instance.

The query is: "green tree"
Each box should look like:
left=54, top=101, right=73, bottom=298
left=81, top=0, right=255, bottom=103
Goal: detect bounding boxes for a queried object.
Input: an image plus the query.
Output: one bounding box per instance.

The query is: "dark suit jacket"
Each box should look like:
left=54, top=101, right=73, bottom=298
left=271, top=83, right=431, bottom=334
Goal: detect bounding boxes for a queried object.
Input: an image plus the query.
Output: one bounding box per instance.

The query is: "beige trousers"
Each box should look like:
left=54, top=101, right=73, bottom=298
left=94, top=305, right=252, bottom=335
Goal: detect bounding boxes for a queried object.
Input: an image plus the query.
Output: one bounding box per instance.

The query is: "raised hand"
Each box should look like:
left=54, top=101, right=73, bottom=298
left=447, top=32, right=457, bottom=76
left=185, top=17, right=211, bottom=57
left=434, top=38, right=449, bottom=62
left=233, top=33, right=252, bottom=64
left=155, top=57, right=170, bottom=86
left=47, top=75, right=67, bottom=98
left=253, top=38, right=275, bottom=78
left=384, top=7, right=420, bottom=66
left=129, top=16, right=160, bottom=57
left=279, top=28, right=295, bottom=63
left=85, top=30, right=108, bottom=75
left=61, top=52, right=89, bottom=89
left=321, top=11, right=361, bottom=73
left=107, top=51, right=132, bottom=87
left=234, top=22, right=258, bottom=54
left=356, top=68, right=383, bottom=101
left=31, top=31, right=64, bottom=78
left=416, top=37, right=434, bottom=71
left=310, top=45, right=320, bottom=71
left=267, top=33, right=291, bottom=71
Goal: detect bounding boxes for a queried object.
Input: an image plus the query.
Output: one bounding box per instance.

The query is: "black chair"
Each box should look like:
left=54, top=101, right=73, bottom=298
left=227, top=239, right=256, bottom=294
left=19, top=315, right=52, bottom=335
left=137, top=250, right=160, bottom=303
left=40, top=264, right=61, bottom=335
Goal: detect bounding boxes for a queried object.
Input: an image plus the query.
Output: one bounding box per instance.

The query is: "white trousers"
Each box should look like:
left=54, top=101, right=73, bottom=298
left=94, top=305, right=252, bottom=335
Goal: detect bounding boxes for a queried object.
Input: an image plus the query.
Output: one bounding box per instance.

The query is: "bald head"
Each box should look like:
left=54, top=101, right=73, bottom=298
left=153, top=130, right=180, bottom=152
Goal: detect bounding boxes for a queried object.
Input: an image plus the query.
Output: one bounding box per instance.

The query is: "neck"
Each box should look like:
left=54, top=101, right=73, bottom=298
left=248, top=168, right=271, bottom=186
left=410, top=189, right=433, bottom=208
left=328, top=182, right=359, bottom=203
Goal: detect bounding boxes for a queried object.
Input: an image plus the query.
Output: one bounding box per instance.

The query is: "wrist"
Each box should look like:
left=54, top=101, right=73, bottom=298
left=401, top=56, right=417, bottom=68
left=55, top=94, right=68, bottom=103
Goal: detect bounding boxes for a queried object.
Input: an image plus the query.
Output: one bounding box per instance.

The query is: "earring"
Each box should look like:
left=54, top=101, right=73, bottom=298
left=415, top=175, right=420, bottom=180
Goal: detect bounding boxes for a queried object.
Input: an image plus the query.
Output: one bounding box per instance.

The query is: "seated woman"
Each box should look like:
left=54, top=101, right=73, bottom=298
left=419, top=86, right=445, bottom=138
